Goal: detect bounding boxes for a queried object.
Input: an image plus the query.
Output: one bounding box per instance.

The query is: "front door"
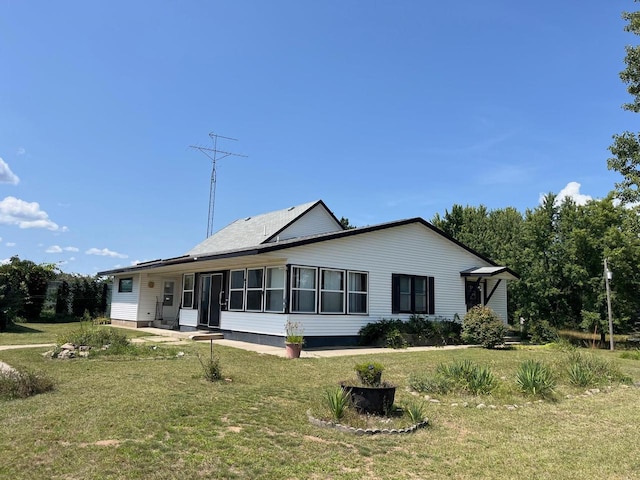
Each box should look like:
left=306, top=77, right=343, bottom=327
left=465, top=280, right=482, bottom=311
left=198, top=273, right=224, bottom=328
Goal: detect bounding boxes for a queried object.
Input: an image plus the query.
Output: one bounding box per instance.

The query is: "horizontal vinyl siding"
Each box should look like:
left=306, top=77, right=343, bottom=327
left=275, top=204, right=341, bottom=241
left=485, top=278, right=508, bottom=322
left=180, top=309, right=198, bottom=327
left=111, top=274, right=140, bottom=321
left=222, top=311, right=288, bottom=336
left=280, top=223, right=500, bottom=336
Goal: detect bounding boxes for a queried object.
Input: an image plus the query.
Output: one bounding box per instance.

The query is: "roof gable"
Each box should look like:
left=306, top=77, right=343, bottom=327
left=187, top=200, right=342, bottom=256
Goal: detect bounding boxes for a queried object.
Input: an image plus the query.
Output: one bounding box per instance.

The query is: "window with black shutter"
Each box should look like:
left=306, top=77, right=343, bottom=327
left=392, top=274, right=435, bottom=314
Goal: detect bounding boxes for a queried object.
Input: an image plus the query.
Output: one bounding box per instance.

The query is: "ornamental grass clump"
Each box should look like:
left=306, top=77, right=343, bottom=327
left=515, top=359, right=555, bottom=397
left=404, top=400, right=427, bottom=424
left=410, top=359, right=496, bottom=396
left=566, top=351, right=631, bottom=386
left=0, top=367, right=55, bottom=400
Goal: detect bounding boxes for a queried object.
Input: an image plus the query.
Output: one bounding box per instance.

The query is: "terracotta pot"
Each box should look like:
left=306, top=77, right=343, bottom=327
left=285, top=343, right=302, bottom=359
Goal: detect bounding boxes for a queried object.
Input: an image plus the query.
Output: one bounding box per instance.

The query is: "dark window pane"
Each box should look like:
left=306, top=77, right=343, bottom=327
left=321, top=292, right=344, bottom=313
left=247, top=269, right=263, bottom=289
left=183, top=291, right=193, bottom=308
left=292, top=290, right=315, bottom=312
left=230, top=271, right=244, bottom=289
left=229, top=291, right=244, bottom=310
left=265, top=290, right=284, bottom=312
left=349, top=292, right=367, bottom=314
left=246, top=290, right=262, bottom=311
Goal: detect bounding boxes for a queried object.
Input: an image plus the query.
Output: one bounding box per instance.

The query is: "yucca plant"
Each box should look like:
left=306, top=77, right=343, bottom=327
left=515, top=359, right=555, bottom=397
left=466, top=365, right=496, bottom=395
left=404, top=400, right=426, bottom=424
left=567, top=362, right=594, bottom=387
left=326, top=386, right=351, bottom=421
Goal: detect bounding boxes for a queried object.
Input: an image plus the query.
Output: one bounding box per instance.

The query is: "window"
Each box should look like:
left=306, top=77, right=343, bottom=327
left=348, top=271, right=368, bottom=314
left=265, top=267, right=286, bottom=312
left=291, top=266, right=317, bottom=313
left=182, top=274, right=194, bottom=308
left=320, top=269, right=344, bottom=313
left=246, top=268, right=264, bottom=311
left=118, top=278, right=133, bottom=293
left=163, top=281, right=175, bottom=306
left=228, top=270, right=245, bottom=310
left=392, top=274, right=435, bottom=314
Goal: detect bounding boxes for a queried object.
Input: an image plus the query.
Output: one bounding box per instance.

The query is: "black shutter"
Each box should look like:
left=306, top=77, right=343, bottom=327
left=428, top=276, right=435, bottom=315
left=391, top=274, right=400, bottom=314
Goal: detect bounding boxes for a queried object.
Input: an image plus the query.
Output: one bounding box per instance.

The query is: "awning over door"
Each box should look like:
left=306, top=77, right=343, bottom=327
left=460, top=266, right=519, bottom=281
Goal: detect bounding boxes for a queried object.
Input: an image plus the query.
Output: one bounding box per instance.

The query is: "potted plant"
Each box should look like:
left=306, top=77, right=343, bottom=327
left=341, top=362, right=396, bottom=415
left=284, top=320, right=304, bottom=359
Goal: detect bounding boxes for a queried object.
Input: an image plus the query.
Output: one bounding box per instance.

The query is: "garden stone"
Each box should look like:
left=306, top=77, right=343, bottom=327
left=61, top=343, right=76, bottom=351
left=476, top=403, right=486, bottom=409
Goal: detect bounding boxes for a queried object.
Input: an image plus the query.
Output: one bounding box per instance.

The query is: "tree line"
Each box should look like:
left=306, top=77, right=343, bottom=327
left=431, top=194, right=640, bottom=335
left=0, top=256, right=109, bottom=332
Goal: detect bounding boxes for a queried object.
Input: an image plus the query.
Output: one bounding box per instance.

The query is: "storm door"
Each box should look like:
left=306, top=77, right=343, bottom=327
left=198, top=273, right=224, bottom=328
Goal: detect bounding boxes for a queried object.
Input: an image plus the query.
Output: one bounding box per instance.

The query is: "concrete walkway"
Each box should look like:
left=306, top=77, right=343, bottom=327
left=0, top=325, right=473, bottom=358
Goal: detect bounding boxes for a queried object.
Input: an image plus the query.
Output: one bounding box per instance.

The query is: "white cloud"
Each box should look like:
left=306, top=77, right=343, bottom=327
left=86, top=247, right=128, bottom=259
left=0, top=258, right=10, bottom=265
left=6, top=242, right=16, bottom=247
left=0, top=196, right=67, bottom=231
left=46, top=245, right=77, bottom=253
left=0, top=158, right=19, bottom=185
left=539, top=182, right=593, bottom=206
left=69, top=256, right=76, bottom=261
left=16, top=147, right=26, bottom=156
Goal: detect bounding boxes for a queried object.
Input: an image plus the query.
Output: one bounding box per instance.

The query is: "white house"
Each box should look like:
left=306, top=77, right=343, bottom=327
left=98, top=200, right=518, bottom=347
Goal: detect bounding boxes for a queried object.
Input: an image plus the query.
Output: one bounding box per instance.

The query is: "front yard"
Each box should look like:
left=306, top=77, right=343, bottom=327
left=1, top=325, right=639, bottom=479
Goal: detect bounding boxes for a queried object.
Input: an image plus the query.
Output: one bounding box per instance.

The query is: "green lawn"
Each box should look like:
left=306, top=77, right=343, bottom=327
left=0, top=322, right=153, bottom=346
left=0, top=336, right=639, bottom=479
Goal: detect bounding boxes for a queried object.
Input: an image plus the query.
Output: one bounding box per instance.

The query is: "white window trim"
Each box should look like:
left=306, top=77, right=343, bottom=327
left=319, top=268, right=345, bottom=314
left=347, top=270, right=368, bottom=315
left=245, top=267, right=264, bottom=312
left=265, top=266, right=286, bottom=313
left=228, top=269, right=246, bottom=311
left=291, top=266, right=318, bottom=313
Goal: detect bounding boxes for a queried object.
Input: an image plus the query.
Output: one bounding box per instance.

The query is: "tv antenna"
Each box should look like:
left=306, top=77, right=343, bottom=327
left=190, top=132, right=247, bottom=237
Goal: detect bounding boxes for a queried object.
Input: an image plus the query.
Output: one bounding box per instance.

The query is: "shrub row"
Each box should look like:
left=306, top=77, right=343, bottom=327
left=358, top=315, right=462, bottom=348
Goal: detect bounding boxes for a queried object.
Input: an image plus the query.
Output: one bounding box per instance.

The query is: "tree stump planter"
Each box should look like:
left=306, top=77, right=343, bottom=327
left=341, top=383, right=396, bottom=415
left=285, top=343, right=302, bottom=359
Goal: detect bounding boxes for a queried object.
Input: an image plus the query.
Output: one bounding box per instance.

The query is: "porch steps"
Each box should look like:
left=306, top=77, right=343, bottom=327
left=504, top=334, right=522, bottom=345
left=189, top=332, right=224, bottom=341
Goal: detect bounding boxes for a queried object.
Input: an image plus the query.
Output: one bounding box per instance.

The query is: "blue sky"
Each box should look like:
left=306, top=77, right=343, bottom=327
left=0, top=1, right=634, bottom=275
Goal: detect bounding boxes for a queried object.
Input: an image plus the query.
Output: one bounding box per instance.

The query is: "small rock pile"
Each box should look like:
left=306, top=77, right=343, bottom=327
left=44, top=343, right=98, bottom=359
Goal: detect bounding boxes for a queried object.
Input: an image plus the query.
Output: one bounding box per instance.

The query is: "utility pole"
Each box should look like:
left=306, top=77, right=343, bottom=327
left=190, top=132, right=247, bottom=238
left=604, top=258, right=614, bottom=351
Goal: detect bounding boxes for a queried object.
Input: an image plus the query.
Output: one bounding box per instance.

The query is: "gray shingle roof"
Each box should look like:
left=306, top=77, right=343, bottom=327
left=187, top=200, right=321, bottom=255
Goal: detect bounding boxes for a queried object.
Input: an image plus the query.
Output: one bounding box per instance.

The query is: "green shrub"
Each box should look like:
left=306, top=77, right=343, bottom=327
left=0, top=368, right=55, bottom=400
left=461, top=306, right=506, bottom=349
left=567, top=362, right=595, bottom=387
left=385, top=329, right=408, bottom=349
left=57, top=323, right=130, bottom=349
left=527, top=319, right=559, bottom=344
left=358, top=319, right=404, bottom=345
left=436, top=359, right=496, bottom=395
left=358, top=316, right=462, bottom=347
left=466, top=365, right=497, bottom=395
left=199, top=354, right=222, bottom=382
left=515, top=360, right=555, bottom=397
left=354, top=362, right=384, bottom=387
left=325, top=386, right=351, bottom=421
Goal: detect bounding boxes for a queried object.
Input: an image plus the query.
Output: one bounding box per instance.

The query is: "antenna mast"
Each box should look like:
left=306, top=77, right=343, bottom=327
left=190, top=132, right=247, bottom=237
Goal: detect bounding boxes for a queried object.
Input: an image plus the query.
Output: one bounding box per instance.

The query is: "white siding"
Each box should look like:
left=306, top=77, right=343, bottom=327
left=278, top=223, right=506, bottom=336
left=222, top=311, right=287, bottom=335
left=111, top=274, right=141, bottom=321
left=180, top=309, right=198, bottom=327
left=274, top=203, right=342, bottom=241
left=484, top=278, right=508, bottom=322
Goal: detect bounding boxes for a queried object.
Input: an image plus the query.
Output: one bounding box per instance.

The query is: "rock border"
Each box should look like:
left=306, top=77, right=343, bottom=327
left=307, top=410, right=428, bottom=435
